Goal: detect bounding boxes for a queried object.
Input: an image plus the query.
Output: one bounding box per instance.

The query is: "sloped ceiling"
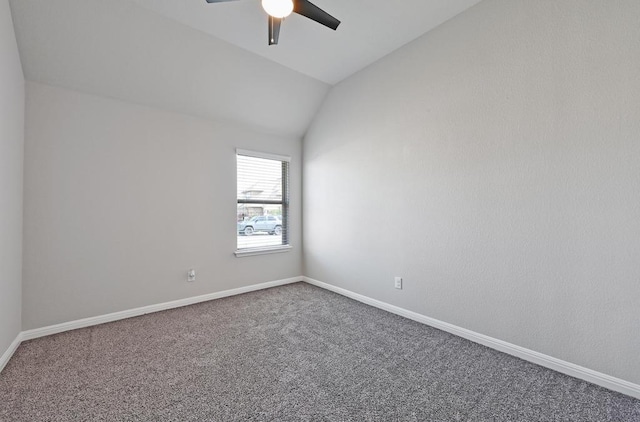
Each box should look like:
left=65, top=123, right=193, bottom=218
left=9, top=0, right=329, bottom=136
left=131, top=0, right=483, bottom=85
left=9, top=0, right=482, bottom=136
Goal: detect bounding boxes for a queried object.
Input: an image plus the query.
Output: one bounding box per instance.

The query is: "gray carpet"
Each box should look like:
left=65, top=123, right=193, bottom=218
left=1, top=283, right=638, bottom=421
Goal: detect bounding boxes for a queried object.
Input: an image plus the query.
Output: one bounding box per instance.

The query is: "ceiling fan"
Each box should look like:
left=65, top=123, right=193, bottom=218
left=205, top=0, right=340, bottom=45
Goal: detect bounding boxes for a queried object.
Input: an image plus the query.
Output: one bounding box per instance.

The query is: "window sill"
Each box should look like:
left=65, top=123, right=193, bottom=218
left=234, top=245, right=292, bottom=258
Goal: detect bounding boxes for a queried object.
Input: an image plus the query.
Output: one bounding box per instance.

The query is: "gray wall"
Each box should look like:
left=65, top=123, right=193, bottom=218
left=0, top=0, right=24, bottom=358
left=303, top=0, right=640, bottom=384
left=23, top=82, right=302, bottom=330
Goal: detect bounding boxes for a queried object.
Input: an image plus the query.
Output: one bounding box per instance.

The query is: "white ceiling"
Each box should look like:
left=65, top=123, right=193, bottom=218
left=131, top=0, right=482, bottom=85
left=10, top=0, right=329, bottom=136
left=9, top=0, right=481, bottom=136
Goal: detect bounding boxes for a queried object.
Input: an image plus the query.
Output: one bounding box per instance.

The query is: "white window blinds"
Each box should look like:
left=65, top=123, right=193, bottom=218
left=236, top=150, right=290, bottom=252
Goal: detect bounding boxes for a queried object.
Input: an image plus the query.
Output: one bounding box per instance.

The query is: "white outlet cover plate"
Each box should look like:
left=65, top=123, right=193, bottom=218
left=394, top=277, right=402, bottom=289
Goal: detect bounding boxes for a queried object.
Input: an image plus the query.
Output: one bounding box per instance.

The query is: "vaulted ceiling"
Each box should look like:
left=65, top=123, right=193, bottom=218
left=130, top=0, right=482, bottom=85
left=9, top=0, right=481, bottom=136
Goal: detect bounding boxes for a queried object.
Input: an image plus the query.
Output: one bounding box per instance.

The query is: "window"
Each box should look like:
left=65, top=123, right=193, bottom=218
left=235, top=149, right=290, bottom=256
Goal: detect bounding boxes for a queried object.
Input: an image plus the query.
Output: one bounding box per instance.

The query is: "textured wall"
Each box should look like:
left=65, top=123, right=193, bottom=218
left=303, top=0, right=640, bottom=384
left=0, top=0, right=24, bottom=360
left=23, top=82, right=302, bottom=330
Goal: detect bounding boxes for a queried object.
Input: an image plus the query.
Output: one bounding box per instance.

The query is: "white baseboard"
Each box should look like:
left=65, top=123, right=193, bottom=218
left=21, top=276, right=302, bottom=341
left=5, top=275, right=639, bottom=400
left=0, top=332, right=23, bottom=373
left=303, top=276, right=640, bottom=400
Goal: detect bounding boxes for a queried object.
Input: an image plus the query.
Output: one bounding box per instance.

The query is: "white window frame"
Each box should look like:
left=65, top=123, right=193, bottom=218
left=234, top=149, right=292, bottom=257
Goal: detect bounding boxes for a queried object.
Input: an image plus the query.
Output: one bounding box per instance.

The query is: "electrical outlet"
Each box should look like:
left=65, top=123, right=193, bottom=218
left=187, top=269, right=196, bottom=282
left=394, top=276, right=402, bottom=290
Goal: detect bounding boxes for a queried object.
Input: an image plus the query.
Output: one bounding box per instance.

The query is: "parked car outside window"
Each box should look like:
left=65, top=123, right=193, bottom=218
left=237, top=215, right=282, bottom=236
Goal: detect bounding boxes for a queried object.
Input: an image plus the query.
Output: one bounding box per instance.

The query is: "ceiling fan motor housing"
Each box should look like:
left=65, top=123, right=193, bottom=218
left=205, top=0, right=340, bottom=45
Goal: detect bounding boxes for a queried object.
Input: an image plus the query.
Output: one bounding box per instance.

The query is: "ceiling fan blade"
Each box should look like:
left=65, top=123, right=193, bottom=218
left=205, top=0, right=240, bottom=3
left=268, top=15, right=282, bottom=45
left=292, top=0, right=340, bottom=30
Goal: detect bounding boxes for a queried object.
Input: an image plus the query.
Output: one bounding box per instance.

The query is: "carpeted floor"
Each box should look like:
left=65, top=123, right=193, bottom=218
left=1, top=282, right=638, bottom=421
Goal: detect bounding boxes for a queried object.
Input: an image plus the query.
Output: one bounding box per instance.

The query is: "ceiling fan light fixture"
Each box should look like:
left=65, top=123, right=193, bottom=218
left=261, top=0, right=294, bottom=18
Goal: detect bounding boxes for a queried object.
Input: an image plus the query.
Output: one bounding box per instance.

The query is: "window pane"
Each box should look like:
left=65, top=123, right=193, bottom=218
left=237, top=155, right=282, bottom=202
left=236, top=151, right=289, bottom=252
left=237, top=204, right=284, bottom=249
